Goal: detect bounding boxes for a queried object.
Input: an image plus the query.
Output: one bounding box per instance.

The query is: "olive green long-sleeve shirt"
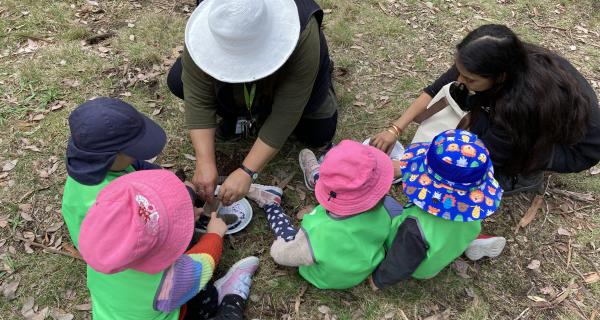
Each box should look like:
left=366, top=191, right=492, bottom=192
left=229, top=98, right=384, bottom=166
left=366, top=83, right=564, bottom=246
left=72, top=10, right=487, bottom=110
left=182, top=17, right=337, bottom=149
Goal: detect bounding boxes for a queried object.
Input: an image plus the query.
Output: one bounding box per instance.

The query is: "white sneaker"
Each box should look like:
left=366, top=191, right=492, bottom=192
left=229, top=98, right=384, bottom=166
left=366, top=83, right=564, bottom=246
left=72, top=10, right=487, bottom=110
left=465, top=235, right=506, bottom=261
left=247, top=184, right=282, bottom=208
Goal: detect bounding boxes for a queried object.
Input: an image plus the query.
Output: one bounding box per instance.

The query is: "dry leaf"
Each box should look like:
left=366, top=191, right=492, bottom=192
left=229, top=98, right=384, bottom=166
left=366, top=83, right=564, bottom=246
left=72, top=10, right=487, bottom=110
left=19, top=204, right=33, bottom=221
left=527, top=259, right=541, bottom=270
left=557, top=227, right=572, bottom=236
left=0, top=215, right=9, bottom=228
left=51, top=308, right=74, bottom=320
left=451, top=260, right=470, bottom=278
left=74, top=303, right=91, bottom=311
left=98, top=46, right=110, bottom=53
left=318, top=305, right=331, bottom=314
left=27, top=307, right=49, bottom=320
left=424, top=309, right=451, bottom=320
left=47, top=161, right=59, bottom=175
left=24, top=242, right=34, bottom=254
left=46, top=222, right=64, bottom=233
left=62, top=244, right=81, bottom=258
left=518, top=195, right=544, bottom=228
left=2, top=278, right=20, bottom=300
left=151, top=107, right=162, bottom=116
left=584, top=272, right=599, bottom=284
left=23, top=145, right=41, bottom=152
left=590, top=166, right=600, bottom=175
left=184, top=154, right=196, bottom=161
left=23, top=231, right=35, bottom=240
left=2, top=160, right=18, bottom=172
left=21, top=296, right=35, bottom=316
left=540, top=286, right=556, bottom=296
left=296, top=205, right=315, bottom=220
left=527, top=295, right=548, bottom=303
left=31, top=114, right=45, bottom=122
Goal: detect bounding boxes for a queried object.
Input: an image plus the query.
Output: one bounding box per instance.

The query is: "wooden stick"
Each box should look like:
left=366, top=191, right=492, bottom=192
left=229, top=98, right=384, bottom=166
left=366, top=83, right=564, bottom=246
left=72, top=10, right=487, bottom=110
left=14, top=236, right=83, bottom=261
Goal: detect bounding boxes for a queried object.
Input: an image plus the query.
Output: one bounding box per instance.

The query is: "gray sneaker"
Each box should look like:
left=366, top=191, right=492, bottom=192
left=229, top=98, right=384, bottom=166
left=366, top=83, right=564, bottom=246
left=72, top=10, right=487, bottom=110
left=299, top=149, right=320, bottom=191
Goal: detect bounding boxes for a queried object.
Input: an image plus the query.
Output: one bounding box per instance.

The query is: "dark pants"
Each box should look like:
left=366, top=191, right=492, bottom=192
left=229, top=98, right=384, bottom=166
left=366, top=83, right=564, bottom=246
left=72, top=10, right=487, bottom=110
left=184, top=282, right=245, bottom=320
left=167, top=57, right=338, bottom=148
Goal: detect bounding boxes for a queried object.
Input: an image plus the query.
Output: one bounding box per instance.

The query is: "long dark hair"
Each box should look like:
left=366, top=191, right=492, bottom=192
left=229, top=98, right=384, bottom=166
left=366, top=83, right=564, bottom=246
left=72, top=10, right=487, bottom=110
left=457, top=24, right=591, bottom=175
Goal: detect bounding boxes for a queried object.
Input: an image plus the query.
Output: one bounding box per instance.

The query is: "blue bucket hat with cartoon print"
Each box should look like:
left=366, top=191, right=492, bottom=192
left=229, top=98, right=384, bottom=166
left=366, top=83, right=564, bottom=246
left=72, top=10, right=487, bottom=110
left=398, top=129, right=503, bottom=222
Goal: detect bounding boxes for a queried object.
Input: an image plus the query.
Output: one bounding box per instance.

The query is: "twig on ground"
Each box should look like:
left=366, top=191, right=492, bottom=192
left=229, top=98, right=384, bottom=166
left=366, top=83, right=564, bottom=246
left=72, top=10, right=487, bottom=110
left=513, top=307, right=530, bottom=320
left=529, top=18, right=567, bottom=31
left=85, top=32, right=116, bottom=45
left=550, top=189, right=595, bottom=203
left=562, top=205, right=596, bottom=215
left=14, top=236, right=83, bottom=261
left=567, top=238, right=573, bottom=268
left=17, top=186, right=50, bottom=203
left=294, top=284, right=307, bottom=320
left=398, top=309, right=409, bottom=320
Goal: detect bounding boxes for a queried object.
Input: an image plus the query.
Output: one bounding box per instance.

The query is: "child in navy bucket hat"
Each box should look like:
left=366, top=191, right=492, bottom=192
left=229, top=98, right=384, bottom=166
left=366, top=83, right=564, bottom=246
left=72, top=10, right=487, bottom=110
left=61, top=97, right=167, bottom=248
left=370, top=129, right=505, bottom=289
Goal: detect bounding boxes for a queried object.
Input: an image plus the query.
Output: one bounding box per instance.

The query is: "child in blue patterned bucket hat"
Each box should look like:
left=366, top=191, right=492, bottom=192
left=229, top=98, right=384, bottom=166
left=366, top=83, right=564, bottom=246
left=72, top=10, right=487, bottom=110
left=370, top=129, right=504, bottom=289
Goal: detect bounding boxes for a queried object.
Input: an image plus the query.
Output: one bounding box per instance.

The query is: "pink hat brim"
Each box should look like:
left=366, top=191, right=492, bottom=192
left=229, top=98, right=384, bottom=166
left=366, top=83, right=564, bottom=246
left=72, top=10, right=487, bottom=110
left=315, top=144, right=394, bottom=216
left=80, top=170, right=194, bottom=275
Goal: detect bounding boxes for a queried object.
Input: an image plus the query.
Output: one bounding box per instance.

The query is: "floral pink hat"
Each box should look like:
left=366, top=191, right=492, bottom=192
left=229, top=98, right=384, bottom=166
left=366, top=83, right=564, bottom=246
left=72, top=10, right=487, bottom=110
left=79, top=170, right=194, bottom=274
left=315, top=140, right=394, bottom=216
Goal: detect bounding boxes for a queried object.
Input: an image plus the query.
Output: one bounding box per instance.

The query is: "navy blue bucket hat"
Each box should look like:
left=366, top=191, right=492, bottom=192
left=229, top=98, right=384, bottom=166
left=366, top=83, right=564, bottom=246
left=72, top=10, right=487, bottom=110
left=66, top=97, right=166, bottom=185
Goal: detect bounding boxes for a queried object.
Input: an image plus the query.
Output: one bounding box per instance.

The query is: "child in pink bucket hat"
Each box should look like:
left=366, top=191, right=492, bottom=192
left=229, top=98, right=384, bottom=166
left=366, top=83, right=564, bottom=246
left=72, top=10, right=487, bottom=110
left=246, top=140, right=403, bottom=289
left=79, top=170, right=259, bottom=320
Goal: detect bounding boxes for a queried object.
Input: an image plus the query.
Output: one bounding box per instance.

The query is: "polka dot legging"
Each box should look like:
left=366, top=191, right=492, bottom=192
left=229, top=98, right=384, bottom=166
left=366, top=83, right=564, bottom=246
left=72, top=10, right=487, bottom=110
left=264, top=203, right=299, bottom=242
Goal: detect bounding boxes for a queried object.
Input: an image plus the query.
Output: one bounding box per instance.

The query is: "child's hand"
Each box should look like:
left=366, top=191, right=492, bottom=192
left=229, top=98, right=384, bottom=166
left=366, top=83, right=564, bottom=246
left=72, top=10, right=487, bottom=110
left=193, top=207, right=204, bottom=222
left=206, top=211, right=228, bottom=237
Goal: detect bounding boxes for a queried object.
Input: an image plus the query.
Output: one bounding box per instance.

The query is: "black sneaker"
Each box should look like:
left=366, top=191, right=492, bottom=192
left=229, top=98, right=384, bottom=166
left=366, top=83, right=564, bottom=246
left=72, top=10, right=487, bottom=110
left=497, top=171, right=544, bottom=197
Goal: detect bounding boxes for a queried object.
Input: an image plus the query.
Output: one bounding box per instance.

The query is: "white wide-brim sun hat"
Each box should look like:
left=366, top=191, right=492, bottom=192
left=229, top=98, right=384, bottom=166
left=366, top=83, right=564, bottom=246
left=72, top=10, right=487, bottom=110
left=185, top=0, right=300, bottom=83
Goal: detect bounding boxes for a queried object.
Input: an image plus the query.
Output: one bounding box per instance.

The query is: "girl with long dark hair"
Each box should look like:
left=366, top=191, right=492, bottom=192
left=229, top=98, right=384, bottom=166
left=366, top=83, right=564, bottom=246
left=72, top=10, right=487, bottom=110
left=371, top=24, right=600, bottom=195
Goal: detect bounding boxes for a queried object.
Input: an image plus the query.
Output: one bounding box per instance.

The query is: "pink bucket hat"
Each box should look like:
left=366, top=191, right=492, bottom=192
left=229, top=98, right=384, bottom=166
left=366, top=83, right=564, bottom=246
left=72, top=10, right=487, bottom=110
left=79, top=170, right=194, bottom=274
left=315, top=140, right=394, bottom=216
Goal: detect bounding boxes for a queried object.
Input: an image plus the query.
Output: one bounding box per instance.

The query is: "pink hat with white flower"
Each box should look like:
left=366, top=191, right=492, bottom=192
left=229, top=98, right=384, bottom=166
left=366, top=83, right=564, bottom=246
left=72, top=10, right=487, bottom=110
left=79, top=170, right=194, bottom=274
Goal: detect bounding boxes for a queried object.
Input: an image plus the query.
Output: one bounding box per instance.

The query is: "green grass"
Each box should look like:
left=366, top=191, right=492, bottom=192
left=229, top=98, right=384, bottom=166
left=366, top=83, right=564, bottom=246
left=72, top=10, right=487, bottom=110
left=0, top=0, right=599, bottom=319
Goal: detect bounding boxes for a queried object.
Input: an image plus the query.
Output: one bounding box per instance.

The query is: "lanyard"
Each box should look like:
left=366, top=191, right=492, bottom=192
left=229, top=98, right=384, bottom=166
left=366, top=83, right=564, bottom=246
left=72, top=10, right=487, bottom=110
left=243, top=83, right=256, bottom=116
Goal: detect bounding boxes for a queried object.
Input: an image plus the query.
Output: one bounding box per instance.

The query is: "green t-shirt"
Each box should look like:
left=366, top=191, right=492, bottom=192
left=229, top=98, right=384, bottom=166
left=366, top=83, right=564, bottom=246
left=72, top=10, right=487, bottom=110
left=61, top=167, right=176, bottom=319
left=299, top=203, right=391, bottom=289
left=388, top=205, right=481, bottom=279
left=61, top=167, right=135, bottom=248
left=87, top=267, right=172, bottom=320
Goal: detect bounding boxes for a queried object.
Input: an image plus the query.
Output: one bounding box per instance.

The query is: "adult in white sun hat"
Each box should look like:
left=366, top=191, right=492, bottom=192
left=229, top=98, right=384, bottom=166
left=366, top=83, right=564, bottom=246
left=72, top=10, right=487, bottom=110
left=167, top=0, right=338, bottom=206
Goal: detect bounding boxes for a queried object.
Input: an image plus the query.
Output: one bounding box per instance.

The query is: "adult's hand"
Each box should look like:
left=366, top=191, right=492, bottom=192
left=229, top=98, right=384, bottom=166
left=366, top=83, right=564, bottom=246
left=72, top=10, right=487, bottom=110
left=217, top=137, right=279, bottom=206
left=370, top=130, right=398, bottom=154
left=192, top=162, right=218, bottom=201
left=218, top=168, right=252, bottom=206
left=189, top=128, right=217, bottom=200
